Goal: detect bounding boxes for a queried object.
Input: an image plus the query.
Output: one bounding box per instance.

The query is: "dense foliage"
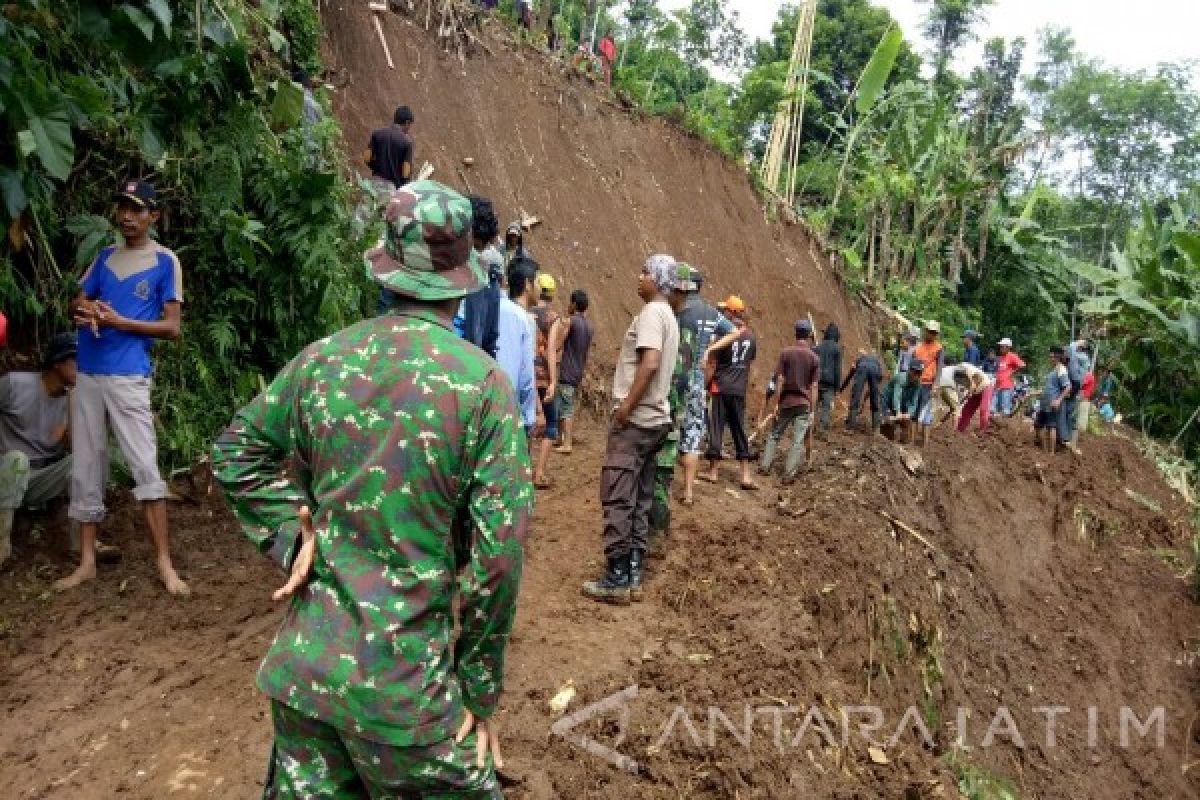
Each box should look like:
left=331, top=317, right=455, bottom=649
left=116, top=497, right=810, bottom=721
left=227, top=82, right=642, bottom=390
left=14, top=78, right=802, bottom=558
left=0, top=0, right=372, bottom=469
left=545, top=0, right=1199, bottom=459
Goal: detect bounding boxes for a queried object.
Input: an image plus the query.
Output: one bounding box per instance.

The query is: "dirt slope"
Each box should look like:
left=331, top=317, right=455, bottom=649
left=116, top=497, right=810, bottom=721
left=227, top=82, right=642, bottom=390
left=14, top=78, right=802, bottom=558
left=1, top=10, right=1198, bottom=800
left=323, top=4, right=872, bottom=390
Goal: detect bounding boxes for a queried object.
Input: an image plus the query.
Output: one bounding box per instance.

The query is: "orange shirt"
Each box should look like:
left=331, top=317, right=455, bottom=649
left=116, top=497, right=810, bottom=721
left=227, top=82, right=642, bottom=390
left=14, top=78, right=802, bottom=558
left=913, top=341, right=943, bottom=385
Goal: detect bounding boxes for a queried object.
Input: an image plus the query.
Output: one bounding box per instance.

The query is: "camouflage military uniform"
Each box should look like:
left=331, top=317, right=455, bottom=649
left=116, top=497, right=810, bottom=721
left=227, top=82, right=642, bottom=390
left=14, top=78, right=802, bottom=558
left=650, top=325, right=692, bottom=539
left=213, top=181, right=533, bottom=798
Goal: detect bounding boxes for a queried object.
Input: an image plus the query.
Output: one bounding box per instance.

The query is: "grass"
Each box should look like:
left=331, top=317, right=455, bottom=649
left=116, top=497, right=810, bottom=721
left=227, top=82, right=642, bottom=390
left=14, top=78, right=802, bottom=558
left=947, top=754, right=1019, bottom=800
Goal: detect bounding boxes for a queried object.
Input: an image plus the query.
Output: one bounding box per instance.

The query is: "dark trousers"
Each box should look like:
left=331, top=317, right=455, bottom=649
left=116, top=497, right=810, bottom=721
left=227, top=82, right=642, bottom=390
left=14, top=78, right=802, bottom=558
left=601, top=422, right=670, bottom=558
left=706, top=394, right=751, bottom=461
left=816, top=386, right=836, bottom=432
left=847, top=366, right=882, bottom=430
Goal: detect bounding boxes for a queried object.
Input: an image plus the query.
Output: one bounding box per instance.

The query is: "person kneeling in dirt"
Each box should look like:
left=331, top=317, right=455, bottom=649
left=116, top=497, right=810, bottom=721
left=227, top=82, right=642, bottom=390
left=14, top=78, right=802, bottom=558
left=881, top=358, right=924, bottom=443
left=583, top=255, right=681, bottom=605
left=758, top=319, right=820, bottom=484
left=213, top=181, right=532, bottom=797
left=58, top=181, right=188, bottom=595
left=0, top=333, right=76, bottom=567
left=1034, top=345, right=1075, bottom=454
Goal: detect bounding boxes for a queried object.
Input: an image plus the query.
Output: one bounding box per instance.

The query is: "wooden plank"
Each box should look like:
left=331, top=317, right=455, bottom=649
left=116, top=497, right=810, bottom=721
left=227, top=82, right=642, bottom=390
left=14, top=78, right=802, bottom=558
left=373, top=13, right=395, bottom=70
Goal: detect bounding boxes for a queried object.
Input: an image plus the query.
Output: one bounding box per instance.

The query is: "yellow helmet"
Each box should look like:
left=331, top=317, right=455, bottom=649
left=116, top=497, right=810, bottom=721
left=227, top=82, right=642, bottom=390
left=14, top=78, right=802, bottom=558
left=536, top=273, right=558, bottom=297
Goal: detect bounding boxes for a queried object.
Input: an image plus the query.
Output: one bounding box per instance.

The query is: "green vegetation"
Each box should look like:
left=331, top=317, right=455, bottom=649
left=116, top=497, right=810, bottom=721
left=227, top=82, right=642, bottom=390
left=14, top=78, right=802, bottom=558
left=948, top=753, right=1019, bottom=800
left=1, top=1, right=371, bottom=468
left=547, top=0, right=1200, bottom=461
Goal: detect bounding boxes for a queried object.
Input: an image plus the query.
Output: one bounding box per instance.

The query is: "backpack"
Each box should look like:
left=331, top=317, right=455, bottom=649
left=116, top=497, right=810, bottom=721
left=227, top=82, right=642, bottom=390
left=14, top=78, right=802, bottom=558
left=531, top=304, right=559, bottom=388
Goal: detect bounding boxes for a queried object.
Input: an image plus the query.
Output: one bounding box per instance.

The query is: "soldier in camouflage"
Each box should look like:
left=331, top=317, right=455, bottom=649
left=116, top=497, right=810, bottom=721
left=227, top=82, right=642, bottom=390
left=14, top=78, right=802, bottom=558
left=212, top=180, right=533, bottom=799
left=649, top=265, right=699, bottom=548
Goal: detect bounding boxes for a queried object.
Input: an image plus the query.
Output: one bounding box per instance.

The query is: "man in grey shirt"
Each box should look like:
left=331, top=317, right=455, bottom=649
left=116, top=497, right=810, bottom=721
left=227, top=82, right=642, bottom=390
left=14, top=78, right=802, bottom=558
left=0, top=333, right=76, bottom=566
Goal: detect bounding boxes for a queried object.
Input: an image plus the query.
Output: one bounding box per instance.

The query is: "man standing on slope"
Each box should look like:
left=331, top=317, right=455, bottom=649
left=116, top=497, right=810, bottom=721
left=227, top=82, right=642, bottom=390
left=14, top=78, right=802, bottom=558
left=58, top=180, right=188, bottom=595
left=459, top=196, right=504, bottom=358
left=813, top=322, right=842, bottom=437
left=649, top=266, right=698, bottom=553
left=553, top=289, right=594, bottom=455
left=583, top=255, right=680, bottom=605
left=759, top=319, right=820, bottom=483
left=912, top=321, right=945, bottom=447
left=991, top=337, right=1025, bottom=417
left=530, top=274, right=561, bottom=489
left=497, top=259, right=543, bottom=440
left=674, top=267, right=735, bottom=506
left=702, top=297, right=758, bottom=490
left=213, top=180, right=532, bottom=797
left=364, top=105, right=415, bottom=190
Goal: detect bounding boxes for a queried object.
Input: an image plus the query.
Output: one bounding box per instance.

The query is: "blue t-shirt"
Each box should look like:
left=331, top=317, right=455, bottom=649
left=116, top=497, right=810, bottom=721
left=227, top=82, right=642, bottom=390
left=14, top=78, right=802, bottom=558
left=78, top=242, right=182, bottom=377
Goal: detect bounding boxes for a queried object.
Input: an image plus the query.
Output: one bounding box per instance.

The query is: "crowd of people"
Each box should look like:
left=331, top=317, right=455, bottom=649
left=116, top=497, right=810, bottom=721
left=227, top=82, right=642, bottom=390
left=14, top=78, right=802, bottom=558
left=0, top=94, right=1124, bottom=796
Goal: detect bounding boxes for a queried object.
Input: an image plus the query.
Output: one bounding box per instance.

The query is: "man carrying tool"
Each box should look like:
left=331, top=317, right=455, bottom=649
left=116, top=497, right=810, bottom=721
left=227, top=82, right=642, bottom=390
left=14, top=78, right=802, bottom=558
left=813, top=322, right=842, bottom=437
left=912, top=320, right=945, bottom=446
left=530, top=273, right=562, bottom=488
left=758, top=319, right=820, bottom=484
left=213, top=180, right=532, bottom=797
left=881, top=358, right=924, bottom=443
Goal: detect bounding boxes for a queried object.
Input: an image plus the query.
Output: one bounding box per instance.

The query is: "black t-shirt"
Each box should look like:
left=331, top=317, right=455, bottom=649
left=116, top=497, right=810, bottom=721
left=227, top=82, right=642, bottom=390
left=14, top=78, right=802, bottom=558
left=714, top=329, right=757, bottom=397
left=368, top=125, right=413, bottom=188
left=559, top=313, right=594, bottom=387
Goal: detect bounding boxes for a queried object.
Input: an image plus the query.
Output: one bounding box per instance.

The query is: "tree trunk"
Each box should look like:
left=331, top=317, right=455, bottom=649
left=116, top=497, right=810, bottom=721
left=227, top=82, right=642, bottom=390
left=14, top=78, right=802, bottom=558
left=867, top=207, right=877, bottom=286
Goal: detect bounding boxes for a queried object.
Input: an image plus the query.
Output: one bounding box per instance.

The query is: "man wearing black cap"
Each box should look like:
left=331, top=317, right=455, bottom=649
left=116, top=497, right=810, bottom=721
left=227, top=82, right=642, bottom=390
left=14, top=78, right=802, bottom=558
left=0, top=333, right=78, bottom=567
left=365, top=105, right=415, bottom=189
left=758, top=319, right=820, bottom=483
left=59, top=180, right=189, bottom=595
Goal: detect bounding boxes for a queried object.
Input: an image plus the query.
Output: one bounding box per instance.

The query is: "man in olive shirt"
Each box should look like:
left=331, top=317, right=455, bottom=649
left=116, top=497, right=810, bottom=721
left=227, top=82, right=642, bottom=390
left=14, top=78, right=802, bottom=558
left=583, top=255, right=681, bottom=606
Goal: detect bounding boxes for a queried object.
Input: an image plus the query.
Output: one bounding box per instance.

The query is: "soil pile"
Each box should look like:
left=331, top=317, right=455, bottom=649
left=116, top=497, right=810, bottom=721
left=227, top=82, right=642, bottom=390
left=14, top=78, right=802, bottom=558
left=323, top=3, right=873, bottom=396
left=0, top=9, right=1197, bottom=800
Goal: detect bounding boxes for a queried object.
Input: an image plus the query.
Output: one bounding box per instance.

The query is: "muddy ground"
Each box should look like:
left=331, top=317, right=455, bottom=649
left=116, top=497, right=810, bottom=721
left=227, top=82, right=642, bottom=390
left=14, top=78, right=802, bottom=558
left=1, top=415, right=1197, bottom=799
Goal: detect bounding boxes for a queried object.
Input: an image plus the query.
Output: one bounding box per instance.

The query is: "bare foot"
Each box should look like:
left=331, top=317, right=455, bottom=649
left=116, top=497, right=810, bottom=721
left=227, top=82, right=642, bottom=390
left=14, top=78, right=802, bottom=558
left=53, top=563, right=97, bottom=591
left=157, top=558, right=191, bottom=596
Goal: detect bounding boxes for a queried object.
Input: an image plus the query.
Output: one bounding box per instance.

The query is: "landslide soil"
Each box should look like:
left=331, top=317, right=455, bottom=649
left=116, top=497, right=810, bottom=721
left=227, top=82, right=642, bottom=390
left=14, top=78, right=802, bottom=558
left=323, top=2, right=874, bottom=384
left=1, top=10, right=1199, bottom=800
left=1, top=421, right=1198, bottom=798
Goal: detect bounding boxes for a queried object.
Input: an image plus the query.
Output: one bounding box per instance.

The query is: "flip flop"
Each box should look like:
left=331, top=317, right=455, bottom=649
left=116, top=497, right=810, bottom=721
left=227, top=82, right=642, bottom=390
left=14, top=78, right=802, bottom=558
left=697, top=474, right=719, bottom=484
left=553, top=446, right=573, bottom=454
left=680, top=497, right=695, bottom=507
left=534, top=478, right=554, bottom=490
left=740, top=482, right=760, bottom=491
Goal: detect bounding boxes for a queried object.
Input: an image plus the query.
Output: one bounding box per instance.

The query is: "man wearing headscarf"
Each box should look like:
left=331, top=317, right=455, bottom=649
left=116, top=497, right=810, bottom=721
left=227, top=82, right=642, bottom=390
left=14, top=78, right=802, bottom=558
left=583, top=255, right=681, bottom=605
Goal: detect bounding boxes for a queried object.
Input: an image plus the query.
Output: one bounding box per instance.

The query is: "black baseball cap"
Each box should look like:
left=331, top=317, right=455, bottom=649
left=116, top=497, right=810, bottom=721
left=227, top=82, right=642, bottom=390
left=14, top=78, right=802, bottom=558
left=794, top=319, right=813, bottom=338
left=114, top=179, right=158, bottom=210
left=43, top=332, right=77, bottom=367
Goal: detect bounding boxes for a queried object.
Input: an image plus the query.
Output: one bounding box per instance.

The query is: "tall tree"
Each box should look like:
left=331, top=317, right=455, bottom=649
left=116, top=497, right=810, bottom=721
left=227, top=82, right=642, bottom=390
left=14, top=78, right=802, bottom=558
left=918, top=0, right=995, bottom=92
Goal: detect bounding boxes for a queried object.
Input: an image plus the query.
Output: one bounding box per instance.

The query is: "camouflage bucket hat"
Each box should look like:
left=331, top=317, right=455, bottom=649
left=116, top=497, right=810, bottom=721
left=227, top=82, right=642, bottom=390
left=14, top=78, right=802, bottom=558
left=365, top=180, right=485, bottom=301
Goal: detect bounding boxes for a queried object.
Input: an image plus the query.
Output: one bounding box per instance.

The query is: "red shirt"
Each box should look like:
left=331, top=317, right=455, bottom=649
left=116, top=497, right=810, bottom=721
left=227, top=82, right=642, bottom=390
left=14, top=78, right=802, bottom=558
left=994, top=351, right=1025, bottom=390
left=599, top=37, right=617, bottom=63
left=1082, top=372, right=1095, bottom=400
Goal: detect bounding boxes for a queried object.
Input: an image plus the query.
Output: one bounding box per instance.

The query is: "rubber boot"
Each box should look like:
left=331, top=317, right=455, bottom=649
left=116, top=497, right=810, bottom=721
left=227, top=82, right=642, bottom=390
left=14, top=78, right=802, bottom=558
left=581, top=555, right=631, bottom=605
left=629, top=549, right=645, bottom=602
left=0, top=509, right=12, bottom=567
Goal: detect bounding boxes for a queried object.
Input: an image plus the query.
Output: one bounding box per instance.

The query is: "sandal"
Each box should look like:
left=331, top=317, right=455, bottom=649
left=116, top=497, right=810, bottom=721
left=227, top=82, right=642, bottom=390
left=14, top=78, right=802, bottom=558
left=740, top=482, right=760, bottom=491
left=679, top=497, right=695, bottom=507
left=534, top=478, right=554, bottom=490
left=697, top=474, right=719, bottom=484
